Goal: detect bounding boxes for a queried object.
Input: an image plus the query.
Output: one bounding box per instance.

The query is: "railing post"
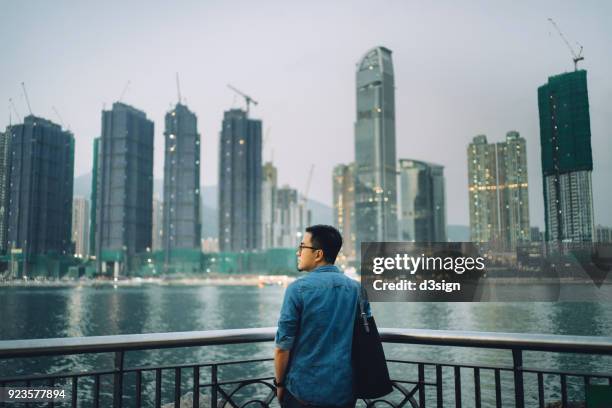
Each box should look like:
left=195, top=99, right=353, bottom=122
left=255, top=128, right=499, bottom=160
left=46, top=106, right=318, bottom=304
left=512, top=349, right=524, bottom=408
left=113, top=350, right=124, bottom=408
left=211, top=364, right=218, bottom=408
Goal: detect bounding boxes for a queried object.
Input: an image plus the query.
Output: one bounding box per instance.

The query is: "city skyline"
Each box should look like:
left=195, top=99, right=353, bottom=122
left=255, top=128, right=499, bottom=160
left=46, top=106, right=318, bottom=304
left=2, top=1, right=612, bottom=228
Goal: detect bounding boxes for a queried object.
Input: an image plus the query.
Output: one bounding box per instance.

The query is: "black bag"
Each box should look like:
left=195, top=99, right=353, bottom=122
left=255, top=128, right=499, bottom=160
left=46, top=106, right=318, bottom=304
left=352, top=286, right=393, bottom=399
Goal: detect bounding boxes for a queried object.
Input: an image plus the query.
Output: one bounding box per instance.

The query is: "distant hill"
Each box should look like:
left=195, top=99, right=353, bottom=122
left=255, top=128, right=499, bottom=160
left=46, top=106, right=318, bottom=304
left=73, top=172, right=333, bottom=239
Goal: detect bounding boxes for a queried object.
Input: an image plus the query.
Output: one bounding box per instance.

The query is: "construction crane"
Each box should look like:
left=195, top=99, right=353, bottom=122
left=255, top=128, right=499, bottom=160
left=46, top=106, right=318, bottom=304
left=52, top=106, right=66, bottom=128
left=548, top=18, right=584, bottom=71
left=21, top=82, right=33, bottom=115
left=119, top=80, right=131, bottom=102
left=301, top=164, right=315, bottom=207
left=227, top=84, right=258, bottom=116
left=9, top=98, right=21, bottom=122
left=297, top=164, right=315, bottom=238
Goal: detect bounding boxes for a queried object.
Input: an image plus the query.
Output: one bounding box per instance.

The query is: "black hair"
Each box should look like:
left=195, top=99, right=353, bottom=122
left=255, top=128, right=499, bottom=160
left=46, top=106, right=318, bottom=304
left=305, top=224, right=343, bottom=264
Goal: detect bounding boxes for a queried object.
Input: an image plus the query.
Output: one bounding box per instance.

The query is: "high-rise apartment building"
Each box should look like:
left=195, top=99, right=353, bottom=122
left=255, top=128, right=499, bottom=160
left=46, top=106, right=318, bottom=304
left=497, top=131, right=530, bottom=246
left=0, top=131, right=11, bottom=254
left=89, top=137, right=99, bottom=257
left=72, top=197, right=90, bottom=258
left=530, top=226, right=544, bottom=242
left=6, top=116, right=74, bottom=266
left=468, top=135, right=499, bottom=244
left=538, top=70, right=595, bottom=242
left=398, top=159, right=447, bottom=242
left=218, top=109, right=262, bottom=252
left=152, top=198, right=163, bottom=251
left=262, top=162, right=278, bottom=249
left=276, top=186, right=310, bottom=248
left=468, top=132, right=530, bottom=249
left=94, top=102, right=154, bottom=277
left=595, top=225, right=612, bottom=243
left=354, top=46, right=398, bottom=246
left=332, top=163, right=356, bottom=262
left=162, top=103, right=201, bottom=262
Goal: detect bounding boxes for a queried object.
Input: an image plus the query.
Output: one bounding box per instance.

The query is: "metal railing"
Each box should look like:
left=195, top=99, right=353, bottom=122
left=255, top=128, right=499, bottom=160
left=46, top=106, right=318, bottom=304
left=0, top=328, right=611, bottom=407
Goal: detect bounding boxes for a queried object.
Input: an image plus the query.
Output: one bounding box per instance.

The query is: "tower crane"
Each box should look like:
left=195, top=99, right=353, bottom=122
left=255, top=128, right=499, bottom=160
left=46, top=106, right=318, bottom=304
left=9, top=98, right=21, bottom=122
left=301, top=164, right=315, bottom=208
left=227, top=84, right=258, bottom=116
left=52, top=106, right=66, bottom=128
left=298, top=164, right=315, bottom=238
left=21, top=82, right=33, bottom=115
left=548, top=18, right=584, bottom=71
left=119, top=80, right=131, bottom=102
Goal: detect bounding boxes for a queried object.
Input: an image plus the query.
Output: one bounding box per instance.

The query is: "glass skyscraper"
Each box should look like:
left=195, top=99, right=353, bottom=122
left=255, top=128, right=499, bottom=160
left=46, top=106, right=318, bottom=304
left=354, top=46, right=398, bottom=247
left=218, top=109, right=262, bottom=252
left=398, top=159, right=447, bottom=243
left=538, top=70, right=595, bottom=242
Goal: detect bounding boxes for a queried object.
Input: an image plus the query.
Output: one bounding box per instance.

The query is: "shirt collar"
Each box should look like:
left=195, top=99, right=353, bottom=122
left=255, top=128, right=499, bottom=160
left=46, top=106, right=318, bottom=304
left=312, top=264, right=340, bottom=273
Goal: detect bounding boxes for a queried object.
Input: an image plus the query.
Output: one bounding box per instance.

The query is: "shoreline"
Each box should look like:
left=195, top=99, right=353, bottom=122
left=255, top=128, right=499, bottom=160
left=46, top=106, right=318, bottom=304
left=0, top=275, right=610, bottom=288
left=0, top=275, right=297, bottom=288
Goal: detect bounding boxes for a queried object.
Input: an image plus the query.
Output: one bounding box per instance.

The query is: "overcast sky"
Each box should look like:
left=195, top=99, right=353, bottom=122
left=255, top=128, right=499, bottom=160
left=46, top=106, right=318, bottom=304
left=2, top=0, right=611, bottom=227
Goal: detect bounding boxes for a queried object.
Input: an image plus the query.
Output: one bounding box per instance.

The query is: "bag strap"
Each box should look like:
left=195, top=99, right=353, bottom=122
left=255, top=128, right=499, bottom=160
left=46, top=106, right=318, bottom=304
left=357, top=284, right=370, bottom=334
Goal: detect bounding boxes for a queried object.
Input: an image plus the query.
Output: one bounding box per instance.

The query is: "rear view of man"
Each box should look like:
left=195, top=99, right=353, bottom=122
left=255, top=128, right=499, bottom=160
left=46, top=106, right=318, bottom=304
left=274, top=225, right=369, bottom=407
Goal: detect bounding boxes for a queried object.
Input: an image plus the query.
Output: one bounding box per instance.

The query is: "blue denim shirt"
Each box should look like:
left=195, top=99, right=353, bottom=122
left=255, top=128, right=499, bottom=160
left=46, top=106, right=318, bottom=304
left=275, top=265, right=371, bottom=406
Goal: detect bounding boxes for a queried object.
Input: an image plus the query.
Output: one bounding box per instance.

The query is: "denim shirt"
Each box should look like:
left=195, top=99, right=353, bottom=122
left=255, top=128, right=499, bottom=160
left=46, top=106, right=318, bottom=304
left=275, top=265, right=371, bottom=406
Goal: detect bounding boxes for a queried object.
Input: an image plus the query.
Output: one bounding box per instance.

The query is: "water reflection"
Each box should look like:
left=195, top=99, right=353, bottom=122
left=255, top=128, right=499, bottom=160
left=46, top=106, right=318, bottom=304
left=0, top=285, right=611, bottom=401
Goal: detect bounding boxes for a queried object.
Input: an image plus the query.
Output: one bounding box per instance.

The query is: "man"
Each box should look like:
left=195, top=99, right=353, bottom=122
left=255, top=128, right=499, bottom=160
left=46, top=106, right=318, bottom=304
left=274, top=225, right=369, bottom=407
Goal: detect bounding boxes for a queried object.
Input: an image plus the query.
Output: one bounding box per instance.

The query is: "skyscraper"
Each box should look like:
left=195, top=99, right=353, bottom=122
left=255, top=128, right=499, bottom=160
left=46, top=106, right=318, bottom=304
left=497, top=131, right=530, bottom=247
left=72, top=197, right=90, bottom=258
left=218, top=109, right=262, bottom=252
left=468, top=135, right=500, bottom=244
left=162, top=103, right=201, bottom=262
left=467, top=132, right=530, bottom=249
left=398, top=159, right=447, bottom=242
left=332, top=163, right=356, bottom=262
left=6, top=116, right=74, bottom=270
left=152, top=198, right=163, bottom=251
left=0, top=130, right=11, bottom=254
left=354, top=46, right=398, bottom=247
left=276, top=186, right=311, bottom=248
left=262, top=162, right=278, bottom=249
left=538, top=70, right=595, bottom=242
left=89, top=137, right=99, bottom=257
left=95, top=102, right=154, bottom=277
left=595, top=225, right=612, bottom=243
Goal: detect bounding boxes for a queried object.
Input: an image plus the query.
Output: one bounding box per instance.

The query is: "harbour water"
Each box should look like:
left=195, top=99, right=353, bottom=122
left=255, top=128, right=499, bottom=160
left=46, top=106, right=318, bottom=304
left=1, top=284, right=611, bottom=406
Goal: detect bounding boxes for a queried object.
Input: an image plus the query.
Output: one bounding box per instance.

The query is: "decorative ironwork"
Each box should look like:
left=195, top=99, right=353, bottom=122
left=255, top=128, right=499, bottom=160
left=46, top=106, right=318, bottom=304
left=0, top=328, right=610, bottom=407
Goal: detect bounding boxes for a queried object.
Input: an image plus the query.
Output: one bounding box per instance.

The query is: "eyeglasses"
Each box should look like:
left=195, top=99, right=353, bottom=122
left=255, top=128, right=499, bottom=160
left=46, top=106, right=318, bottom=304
left=298, top=243, right=320, bottom=254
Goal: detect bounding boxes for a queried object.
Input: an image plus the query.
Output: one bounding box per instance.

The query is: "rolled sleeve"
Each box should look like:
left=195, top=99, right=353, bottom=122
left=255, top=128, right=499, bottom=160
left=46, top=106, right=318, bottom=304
left=275, top=281, right=301, bottom=350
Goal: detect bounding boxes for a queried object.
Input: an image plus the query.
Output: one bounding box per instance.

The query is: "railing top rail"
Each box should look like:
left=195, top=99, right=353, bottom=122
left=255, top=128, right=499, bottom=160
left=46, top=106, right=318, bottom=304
left=0, top=328, right=610, bottom=359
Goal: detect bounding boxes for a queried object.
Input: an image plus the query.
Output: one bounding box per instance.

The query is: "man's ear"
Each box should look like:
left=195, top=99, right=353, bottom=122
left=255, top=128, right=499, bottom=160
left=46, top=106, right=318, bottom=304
left=316, top=249, right=325, bottom=263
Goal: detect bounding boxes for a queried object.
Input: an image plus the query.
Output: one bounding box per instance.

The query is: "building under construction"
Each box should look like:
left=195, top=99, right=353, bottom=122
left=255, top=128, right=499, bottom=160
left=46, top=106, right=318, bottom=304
left=538, top=70, right=595, bottom=242
left=93, top=102, right=154, bottom=277
left=1, top=115, right=75, bottom=278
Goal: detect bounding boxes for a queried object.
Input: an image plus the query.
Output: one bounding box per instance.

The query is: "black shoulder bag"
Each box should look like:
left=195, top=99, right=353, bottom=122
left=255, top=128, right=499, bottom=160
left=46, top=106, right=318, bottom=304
left=352, top=285, right=393, bottom=399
